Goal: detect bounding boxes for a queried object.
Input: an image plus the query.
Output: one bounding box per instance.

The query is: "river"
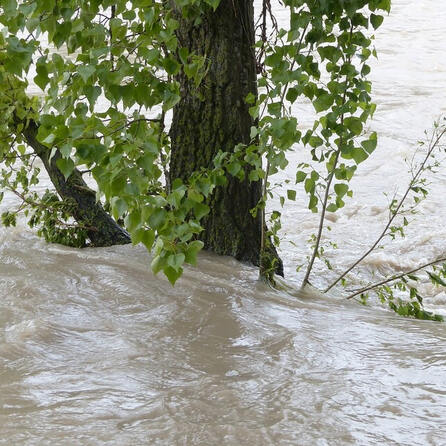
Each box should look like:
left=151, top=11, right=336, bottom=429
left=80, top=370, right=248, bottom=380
left=1, top=1, right=446, bottom=444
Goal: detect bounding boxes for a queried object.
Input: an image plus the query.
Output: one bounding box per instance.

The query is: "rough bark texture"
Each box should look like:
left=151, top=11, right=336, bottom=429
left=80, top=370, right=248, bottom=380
left=22, top=120, right=131, bottom=247
left=170, top=0, right=282, bottom=274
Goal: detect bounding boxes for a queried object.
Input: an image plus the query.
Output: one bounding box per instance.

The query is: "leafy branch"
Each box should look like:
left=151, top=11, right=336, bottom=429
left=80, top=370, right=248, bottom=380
left=325, top=122, right=446, bottom=293
left=345, top=256, right=446, bottom=300
left=302, top=24, right=354, bottom=287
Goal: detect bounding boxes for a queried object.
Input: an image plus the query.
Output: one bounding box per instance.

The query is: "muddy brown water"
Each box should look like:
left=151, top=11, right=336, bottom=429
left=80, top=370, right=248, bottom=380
left=1, top=1, right=446, bottom=444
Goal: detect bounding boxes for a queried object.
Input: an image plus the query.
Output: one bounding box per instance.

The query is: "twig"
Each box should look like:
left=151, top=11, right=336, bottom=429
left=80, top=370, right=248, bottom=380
left=76, top=117, right=161, bottom=141
left=157, top=108, right=170, bottom=193
left=7, top=187, right=97, bottom=231
left=110, top=5, right=116, bottom=70
left=345, top=256, right=446, bottom=300
left=259, top=158, right=270, bottom=271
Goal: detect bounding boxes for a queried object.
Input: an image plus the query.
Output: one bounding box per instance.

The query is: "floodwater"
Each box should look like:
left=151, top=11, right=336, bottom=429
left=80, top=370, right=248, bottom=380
left=1, top=1, right=446, bottom=444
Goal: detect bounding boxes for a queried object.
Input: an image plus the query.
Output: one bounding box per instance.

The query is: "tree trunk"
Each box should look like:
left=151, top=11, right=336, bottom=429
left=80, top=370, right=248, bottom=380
left=22, top=119, right=131, bottom=247
left=170, top=0, right=282, bottom=275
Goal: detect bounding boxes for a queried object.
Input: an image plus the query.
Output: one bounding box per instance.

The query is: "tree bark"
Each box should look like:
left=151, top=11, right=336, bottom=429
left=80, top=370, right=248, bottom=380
left=21, top=119, right=131, bottom=247
left=170, top=0, right=283, bottom=275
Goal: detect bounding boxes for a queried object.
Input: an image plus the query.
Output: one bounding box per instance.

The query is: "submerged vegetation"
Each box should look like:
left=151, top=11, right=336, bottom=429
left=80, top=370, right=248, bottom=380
left=0, top=0, right=445, bottom=320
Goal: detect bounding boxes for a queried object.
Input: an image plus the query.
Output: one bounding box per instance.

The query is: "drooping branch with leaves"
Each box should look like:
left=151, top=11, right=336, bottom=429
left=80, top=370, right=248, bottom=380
left=0, top=0, right=388, bottom=279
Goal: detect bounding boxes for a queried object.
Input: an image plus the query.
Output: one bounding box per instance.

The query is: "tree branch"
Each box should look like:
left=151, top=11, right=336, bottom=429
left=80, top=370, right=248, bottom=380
left=302, top=24, right=354, bottom=287
left=345, top=256, right=446, bottom=300
left=325, top=125, right=446, bottom=293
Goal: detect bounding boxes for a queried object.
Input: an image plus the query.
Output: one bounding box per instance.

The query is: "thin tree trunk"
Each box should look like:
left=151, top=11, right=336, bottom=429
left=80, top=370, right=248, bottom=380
left=22, top=119, right=131, bottom=247
left=170, top=0, right=282, bottom=274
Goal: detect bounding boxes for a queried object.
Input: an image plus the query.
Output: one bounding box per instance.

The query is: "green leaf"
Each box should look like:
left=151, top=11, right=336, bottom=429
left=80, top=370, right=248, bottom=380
left=131, top=228, right=145, bottom=245
left=164, top=57, right=180, bottom=75
left=308, top=194, right=318, bottom=211
left=227, top=161, right=241, bottom=176
left=361, top=132, right=378, bottom=154
left=167, top=253, right=185, bottom=271
left=250, top=126, right=259, bottom=139
left=309, top=136, right=323, bottom=148
left=334, top=183, right=349, bottom=198
left=56, top=157, right=74, bottom=180
left=344, top=117, right=363, bottom=136
left=296, top=171, right=307, bottom=183
left=205, top=0, right=221, bottom=10
left=42, top=133, right=56, bottom=146
left=164, top=265, right=182, bottom=286
left=287, top=189, right=297, bottom=201
left=78, top=65, right=96, bottom=82
left=113, top=198, right=128, bottom=219
left=370, top=14, right=384, bottom=30
left=151, top=255, right=165, bottom=275
left=185, top=240, right=204, bottom=265
left=268, top=102, right=282, bottom=117
left=188, top=189, right=203, bottom=203
left=167, top=189, right=186, bottom=208
left=34, top=69, right=50, bottom=90
left=194, top=202, right=210, bottom=220
left=84, top=85, right=101, bottom=109
left=351, top=147, right=369, bottom=164
left=427, top=272, right=446, bottom=287
left=305, top=178, right=315, bottom=194
left=286, top=87, right=299, bottom=104
left=245, top=92, right=256, bottom=104
left=313, top=93, right=333, bottom=113
left=163, top=89, right=180, bottom=111
left=141, top=230, right=156, bottom=251
left=59, top=144, right=72, bottom=158
left=149, top=208, right=167, bottom=229
left=125, top=210, right=142, bottom=233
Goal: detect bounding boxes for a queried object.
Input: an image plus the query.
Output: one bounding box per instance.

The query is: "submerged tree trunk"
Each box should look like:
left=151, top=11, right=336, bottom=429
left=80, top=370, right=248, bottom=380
left=170, top=0, right=282, bottom=275
left=22, top=120, right=131, bottom=247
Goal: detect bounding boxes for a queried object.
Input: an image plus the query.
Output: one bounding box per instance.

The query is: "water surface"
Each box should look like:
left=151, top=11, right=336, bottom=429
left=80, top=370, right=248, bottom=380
left=1, top=1, right=446, bottom=444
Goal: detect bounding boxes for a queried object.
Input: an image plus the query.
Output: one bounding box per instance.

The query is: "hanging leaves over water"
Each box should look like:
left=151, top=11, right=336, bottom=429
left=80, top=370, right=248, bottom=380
left=0, top=0, right=389, bottom=283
